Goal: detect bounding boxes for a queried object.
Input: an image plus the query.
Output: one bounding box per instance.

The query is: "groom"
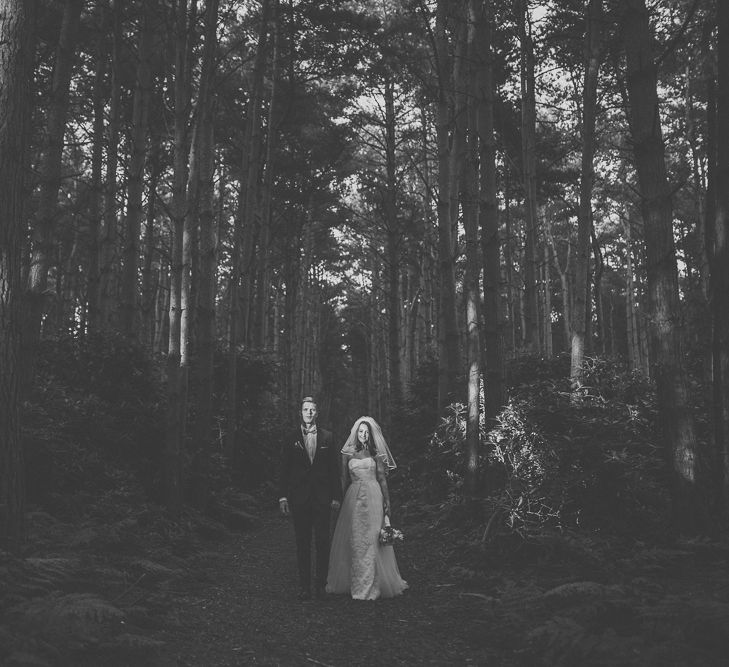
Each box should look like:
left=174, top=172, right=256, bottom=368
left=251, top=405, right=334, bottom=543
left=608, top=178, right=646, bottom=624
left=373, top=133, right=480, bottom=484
left=279, top=396, right=341, bottom=600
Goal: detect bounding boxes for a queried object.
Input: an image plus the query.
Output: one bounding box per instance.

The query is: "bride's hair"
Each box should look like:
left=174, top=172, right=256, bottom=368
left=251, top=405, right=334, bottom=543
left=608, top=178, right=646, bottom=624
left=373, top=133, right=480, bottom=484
left=355, top=420, right=377, bottom=457
left=342, top=416, right=397, bottom=471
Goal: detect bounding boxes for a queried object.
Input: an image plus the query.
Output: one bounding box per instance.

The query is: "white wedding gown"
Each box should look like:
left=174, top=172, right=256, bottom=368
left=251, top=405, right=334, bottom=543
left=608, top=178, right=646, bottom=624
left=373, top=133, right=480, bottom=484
left=326, top=457, right=408, bottom=600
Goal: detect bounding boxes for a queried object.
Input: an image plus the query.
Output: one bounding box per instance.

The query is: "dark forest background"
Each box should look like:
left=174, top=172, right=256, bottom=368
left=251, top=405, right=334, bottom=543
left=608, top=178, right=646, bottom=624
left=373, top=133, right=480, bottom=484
left=1, top=0, right=729, bottom=664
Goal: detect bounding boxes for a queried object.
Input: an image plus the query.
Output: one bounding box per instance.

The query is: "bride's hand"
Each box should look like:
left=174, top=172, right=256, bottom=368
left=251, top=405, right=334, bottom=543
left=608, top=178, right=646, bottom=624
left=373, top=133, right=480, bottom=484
left=383, top=500, right=391, bottom=516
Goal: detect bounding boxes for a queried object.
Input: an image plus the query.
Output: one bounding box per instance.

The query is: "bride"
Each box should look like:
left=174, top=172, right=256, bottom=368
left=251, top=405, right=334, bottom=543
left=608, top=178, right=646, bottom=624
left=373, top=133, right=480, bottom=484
left=326, top=416, right=408, bottom=600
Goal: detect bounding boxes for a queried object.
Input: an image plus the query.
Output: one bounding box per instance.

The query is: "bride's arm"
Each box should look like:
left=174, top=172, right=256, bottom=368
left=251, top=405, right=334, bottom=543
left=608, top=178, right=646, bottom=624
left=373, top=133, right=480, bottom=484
left=375, top=458, right=390, bottom=516
left=340, top=454, right=350, bottom=496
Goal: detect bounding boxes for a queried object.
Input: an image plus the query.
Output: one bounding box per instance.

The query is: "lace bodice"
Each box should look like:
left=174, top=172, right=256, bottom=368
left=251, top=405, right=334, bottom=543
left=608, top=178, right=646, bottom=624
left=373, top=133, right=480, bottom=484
left=348, top=457, right=376, bottom=482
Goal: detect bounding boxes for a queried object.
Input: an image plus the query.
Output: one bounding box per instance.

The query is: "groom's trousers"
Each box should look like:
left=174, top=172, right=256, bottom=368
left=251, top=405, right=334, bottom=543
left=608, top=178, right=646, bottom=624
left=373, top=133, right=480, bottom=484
left=291, top=500, right=330, bottom=591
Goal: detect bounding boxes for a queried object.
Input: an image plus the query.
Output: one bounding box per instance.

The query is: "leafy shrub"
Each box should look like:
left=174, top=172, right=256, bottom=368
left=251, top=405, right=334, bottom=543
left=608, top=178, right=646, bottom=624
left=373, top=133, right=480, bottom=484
left=485, top=357, right=666, bottom=538
left=211, top=348, right=287, bottom=491
left=424, top=402, right=469, bottom=502
left=25, top=333, right=165, bottom=509
left=421, top=354, right=667, bottom=539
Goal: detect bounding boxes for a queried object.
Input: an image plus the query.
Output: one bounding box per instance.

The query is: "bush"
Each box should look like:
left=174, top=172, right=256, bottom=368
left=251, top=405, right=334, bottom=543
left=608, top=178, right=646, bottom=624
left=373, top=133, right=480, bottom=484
left=25, top=333, right=166, bottom=511
left=485, top=357, right=666, bottom=538
left=211, top=348, right=287, bottom=492
left=420, top=355, right=668, bottom=539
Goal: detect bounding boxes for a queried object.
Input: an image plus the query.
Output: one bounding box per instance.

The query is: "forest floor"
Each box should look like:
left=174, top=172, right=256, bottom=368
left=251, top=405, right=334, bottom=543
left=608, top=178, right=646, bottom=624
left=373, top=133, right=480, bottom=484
left=4, top=491, right=729, bottom=666
left=151, top=504, right=495, bottom=666
left=146, top=501, right=729, bottom=667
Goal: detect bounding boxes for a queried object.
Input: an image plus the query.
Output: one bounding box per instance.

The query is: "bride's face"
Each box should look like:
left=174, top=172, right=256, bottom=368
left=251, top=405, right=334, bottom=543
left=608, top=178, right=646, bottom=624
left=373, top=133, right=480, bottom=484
left=357, top=423, right=369, bottom=445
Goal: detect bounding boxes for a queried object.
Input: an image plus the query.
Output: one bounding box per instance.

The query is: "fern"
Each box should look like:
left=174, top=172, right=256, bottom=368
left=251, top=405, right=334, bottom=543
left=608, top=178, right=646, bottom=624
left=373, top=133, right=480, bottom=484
left=12, top=592, right=124, bottom=643
left=3, top=650, right=54, bottom=666
left=131, top=559, right=183, bottom=578
left=542, top=581, right=623, bottom=608
left=527, top=615, right=599, bottom=666
left=24, top=558, right=79, bottom=585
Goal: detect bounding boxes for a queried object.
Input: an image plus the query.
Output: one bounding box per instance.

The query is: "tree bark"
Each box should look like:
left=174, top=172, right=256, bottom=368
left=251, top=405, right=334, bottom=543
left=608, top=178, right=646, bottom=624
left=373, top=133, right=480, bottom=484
left=0, top=0, right=31, bottom=544
left=238, top=0, right=272, bottom=349
left=120, top=0, right=155, bottom=337
left=622, top=0, right=709, bottom=533
left=254, top=0, right=279, bottom=351
left=383, top=74, right=403, bottom=411
left=435, top=0, right=460, bottom=407
left=86, top=3, right=108, bottom=335
left=571, top=0, right=603, bottom=395
left=624, top=211, right=642, bottom=371
left=190, top=0, right=220, bottom=510
left=712, top=0, right=729, bottom=510
left=141, top=132, right=161, bottom=347
left=542, top=243, right=553, bottom=357
left=463, top=0, right=482, bottom=498
left=98, top=0, right=122, bottom=331
left=165, top=0, right=196, bottom=515
left=477, top=0, right=504, bottom=423
left=518, top=0, right=539, bottom=354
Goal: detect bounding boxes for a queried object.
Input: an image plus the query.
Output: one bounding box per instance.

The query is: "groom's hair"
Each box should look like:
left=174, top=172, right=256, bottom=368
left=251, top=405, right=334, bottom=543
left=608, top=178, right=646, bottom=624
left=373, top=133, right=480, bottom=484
left=301, top=396, right=317, bottom=407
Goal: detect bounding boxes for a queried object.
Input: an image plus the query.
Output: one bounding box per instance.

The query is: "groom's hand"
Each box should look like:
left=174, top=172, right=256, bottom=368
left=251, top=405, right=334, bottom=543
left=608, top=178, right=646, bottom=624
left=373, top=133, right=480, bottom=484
left=279, top=498, right=290, bottom=516
left=331, top=500, right=341, bottom=511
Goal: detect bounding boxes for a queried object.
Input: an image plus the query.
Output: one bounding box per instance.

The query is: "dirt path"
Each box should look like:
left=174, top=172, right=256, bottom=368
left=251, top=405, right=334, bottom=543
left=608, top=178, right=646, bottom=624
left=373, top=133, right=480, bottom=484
left=154, top=508, right=497, bottom=666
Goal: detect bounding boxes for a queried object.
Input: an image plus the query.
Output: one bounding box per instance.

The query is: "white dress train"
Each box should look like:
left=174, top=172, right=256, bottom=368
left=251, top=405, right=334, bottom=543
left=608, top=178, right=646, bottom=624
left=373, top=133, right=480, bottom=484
left=326, top=457, right=408, bottom=600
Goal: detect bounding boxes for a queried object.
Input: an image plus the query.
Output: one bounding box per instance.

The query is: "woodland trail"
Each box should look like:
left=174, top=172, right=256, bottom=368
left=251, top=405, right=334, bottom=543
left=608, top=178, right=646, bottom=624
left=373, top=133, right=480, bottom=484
left=152, top=507, right=500, bottom=666
left=143, top=501, right=729, bottom=667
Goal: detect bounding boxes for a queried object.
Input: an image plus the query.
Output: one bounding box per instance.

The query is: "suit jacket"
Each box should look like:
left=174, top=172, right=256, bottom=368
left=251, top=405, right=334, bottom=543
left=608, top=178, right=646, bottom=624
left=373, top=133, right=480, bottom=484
left=279, top=426, right=341, bottom=508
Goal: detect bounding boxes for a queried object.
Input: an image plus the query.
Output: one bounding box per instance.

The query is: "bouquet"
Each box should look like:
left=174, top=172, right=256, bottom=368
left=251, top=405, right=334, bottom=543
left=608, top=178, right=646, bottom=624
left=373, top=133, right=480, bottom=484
left=379, top=514, right=404, bottom=546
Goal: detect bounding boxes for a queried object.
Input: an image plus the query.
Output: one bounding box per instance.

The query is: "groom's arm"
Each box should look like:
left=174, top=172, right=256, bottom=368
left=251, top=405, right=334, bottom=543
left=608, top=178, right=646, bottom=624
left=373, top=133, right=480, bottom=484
left=278, top=436, right=291, bottom=514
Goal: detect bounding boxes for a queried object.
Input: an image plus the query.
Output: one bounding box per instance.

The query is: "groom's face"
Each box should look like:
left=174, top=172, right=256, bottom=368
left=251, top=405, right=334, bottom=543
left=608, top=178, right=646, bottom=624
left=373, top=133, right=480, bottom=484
left=301, top=401, right=317, bottom=425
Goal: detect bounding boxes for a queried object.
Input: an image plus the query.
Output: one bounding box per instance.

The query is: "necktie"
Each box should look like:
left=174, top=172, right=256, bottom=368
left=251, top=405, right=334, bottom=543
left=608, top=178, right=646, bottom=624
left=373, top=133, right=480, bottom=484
left=303, top=425, right=317, bottom=462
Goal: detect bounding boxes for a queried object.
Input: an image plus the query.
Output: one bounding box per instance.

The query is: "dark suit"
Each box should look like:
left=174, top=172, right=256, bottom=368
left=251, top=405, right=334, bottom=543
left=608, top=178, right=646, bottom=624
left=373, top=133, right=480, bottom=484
left=279, top=426, right=341, bottom=592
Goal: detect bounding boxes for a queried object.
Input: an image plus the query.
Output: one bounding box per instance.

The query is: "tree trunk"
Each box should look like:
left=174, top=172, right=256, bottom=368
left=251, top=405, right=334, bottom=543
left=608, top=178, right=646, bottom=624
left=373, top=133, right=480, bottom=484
left=86, top=3, right=108, bottom=336
left=435, top=0, right=460, bottom=407
left=622, top=0, right=709, bottom=534
left=98, top=0, right=122, bottom=331
left=120, top=0, right=155, bottom=337
left=165, top=0, right=195, bottom=515
left=504, top=182, right=517, bottom=354
left=238, top=0, right=272, bottom=349
left=518, top=0, right=539, bottom=353
left=255, top=0, right=279, bottom=351
left=190, top=0, right=220, bottom=510
left=546, top=217, right=572, bottom=352
left=571, top=0, right=603, bottom=394
left=0, top=0, right=31, bottom=544
left=24, top=0, right=82, bottom=387
left=477, top=0, right=504, bottom=423
left=383, top=74, right=403, bottom=412
left=141, top=133, right=161, bottom=347
left=712, top=0, right=729, bottom=511
left=542, top=244, right=553, bottom=357
left=624, top=212, right=642, bottom=371
left=462, top=0, right=482, bottom=498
